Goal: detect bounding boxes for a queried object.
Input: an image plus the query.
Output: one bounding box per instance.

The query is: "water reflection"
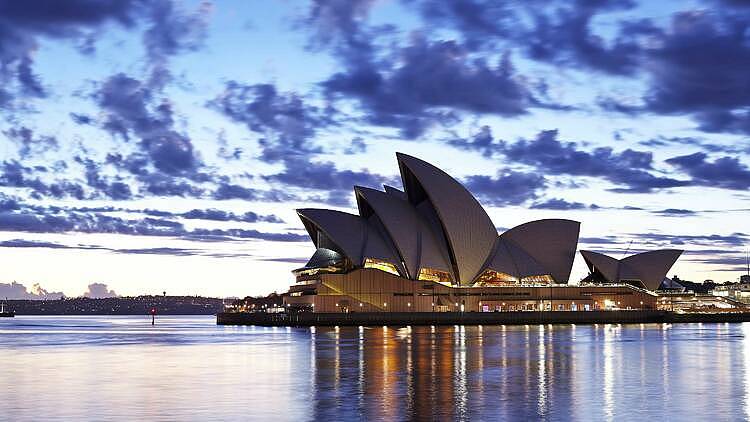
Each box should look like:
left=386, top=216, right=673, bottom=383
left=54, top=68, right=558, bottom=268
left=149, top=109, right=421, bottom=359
left=2, top=317, right=750, bottom=421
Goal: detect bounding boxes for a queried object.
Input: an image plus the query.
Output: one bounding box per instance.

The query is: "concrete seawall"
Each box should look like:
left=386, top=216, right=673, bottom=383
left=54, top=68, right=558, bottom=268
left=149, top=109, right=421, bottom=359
left=216, top=310, right=750, bottom=326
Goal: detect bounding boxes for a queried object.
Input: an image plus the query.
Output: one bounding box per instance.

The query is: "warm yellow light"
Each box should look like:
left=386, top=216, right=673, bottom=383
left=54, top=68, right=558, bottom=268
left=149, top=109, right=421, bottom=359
left=364, top=258, right=400, bottom=276
left=417, top=268, right=452, bottom=284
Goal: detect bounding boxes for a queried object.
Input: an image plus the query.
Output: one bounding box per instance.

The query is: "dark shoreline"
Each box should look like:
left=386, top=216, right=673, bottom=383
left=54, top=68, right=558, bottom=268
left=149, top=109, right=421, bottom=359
left=2, top=296, right=224, bottom=315
left=217, top=310, right=750, bottom=326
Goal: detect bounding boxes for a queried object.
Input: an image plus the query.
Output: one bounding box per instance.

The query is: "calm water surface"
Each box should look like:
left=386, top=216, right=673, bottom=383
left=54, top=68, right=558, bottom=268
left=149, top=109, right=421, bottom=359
left=1, top=316, right=748, bottom=421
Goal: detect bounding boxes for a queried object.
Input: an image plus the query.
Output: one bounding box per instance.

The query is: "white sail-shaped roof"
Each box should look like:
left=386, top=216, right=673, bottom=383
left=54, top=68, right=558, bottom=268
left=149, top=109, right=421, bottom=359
left=580, top=249, right=683, bottom=291
left=296, top=208, right=403, bottom=273
left=355, top=186, right=452, bottom=279
left=397, top=153, right=497, bottom=285
left=580, top=250, right=620, bottom=282
left=622, top=250, right=683, bottom=290
left=501, top=219, right=580, bottom=283
left=483, top=237, right=548, bottom=279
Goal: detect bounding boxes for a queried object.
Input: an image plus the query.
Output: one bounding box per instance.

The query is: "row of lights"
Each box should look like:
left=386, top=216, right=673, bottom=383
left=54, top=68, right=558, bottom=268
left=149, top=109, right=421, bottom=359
left=324, top=299, right=643, bottom=310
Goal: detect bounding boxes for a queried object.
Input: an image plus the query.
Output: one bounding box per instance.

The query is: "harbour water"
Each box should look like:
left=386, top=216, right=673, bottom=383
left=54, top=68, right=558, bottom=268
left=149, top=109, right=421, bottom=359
left=1, top=316, right=749, bottom=421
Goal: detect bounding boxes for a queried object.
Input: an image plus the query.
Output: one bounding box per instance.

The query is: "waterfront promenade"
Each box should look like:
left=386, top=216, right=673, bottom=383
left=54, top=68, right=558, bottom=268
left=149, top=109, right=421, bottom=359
left=217, top=310, right=750, bottom=326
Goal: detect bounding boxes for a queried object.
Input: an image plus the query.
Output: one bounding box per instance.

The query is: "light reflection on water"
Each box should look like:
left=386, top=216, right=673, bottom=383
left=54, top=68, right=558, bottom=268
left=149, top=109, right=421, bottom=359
left=1, top=316, right=749, bottom=421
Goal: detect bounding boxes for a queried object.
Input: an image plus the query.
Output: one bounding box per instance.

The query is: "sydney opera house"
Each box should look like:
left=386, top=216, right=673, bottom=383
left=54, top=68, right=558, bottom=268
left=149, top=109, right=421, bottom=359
left=283, top=153, right=681, bottom=313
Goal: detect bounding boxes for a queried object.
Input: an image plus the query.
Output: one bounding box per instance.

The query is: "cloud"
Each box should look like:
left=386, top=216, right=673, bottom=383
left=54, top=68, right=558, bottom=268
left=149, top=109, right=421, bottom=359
left=524, top=0, right=650, bottom=75
left=0, top=0, right=209, bottom=108
left=530, top=198, right=598, bottom=210
left=212, top=182, right=258, bottom=200
left=0, top=281, right=64, bottom=300
left=652, top=208, right=698, bottom=217
left=407, top=0, right=651, bottom=75
left=0, top=239, right=91, bottom=249
left=462, top=170, right=546, bottom=206
left=638, top=136, right=745, bottom=155
left=0, top=201, right=306, bottom=242
left=666, top=152, right=750, bottom=190
left=83, top=282, right=118, bottom=298
left=182, top=209, right=282, bottom=223
left=96, top=73, right=199, bottom=174
left=3, top=126, right=59, bottom=158
left=263, top=156, right=395, bottom=206
left=0, top=0, right=141, bottom=104
left=0, top=160, right=86, bottom=200
left=644, top=12, right=750, bottom=114
left=628, top=232, right=748, bottom=247
left=447, top=125, right=498, bottom=157
left=303, top=0, right=379, bottom=64
left=78, top=157, right=133, bottom=200
left=594, top=9, right=750, bottom=135
left=210, top=82, right=332, bottom=162
left=498, top=130, right=689, bottom=193
left=323, top=37, right=533, bottom=138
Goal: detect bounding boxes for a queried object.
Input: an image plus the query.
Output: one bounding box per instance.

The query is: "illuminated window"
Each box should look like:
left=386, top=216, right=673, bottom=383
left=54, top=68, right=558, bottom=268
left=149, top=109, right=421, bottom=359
left=417, top=268, right=453, bottom=284
left=473, top=269, right=518, bottom=286
left=292, top=265, right=344, bottom=279
left=363, top=258, right=400, bottom=276
left=520, top=274, right=554, bottom=284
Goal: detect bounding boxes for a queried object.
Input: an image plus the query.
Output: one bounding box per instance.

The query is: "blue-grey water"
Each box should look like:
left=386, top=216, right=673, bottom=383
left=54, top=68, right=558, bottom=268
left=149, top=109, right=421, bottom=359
left=1, top=316, right=748, bottom=421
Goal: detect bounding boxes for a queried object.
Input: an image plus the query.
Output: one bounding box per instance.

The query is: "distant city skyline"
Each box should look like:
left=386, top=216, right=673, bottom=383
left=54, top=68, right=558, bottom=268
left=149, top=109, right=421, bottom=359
left=1, top=0, right=749, bottom=297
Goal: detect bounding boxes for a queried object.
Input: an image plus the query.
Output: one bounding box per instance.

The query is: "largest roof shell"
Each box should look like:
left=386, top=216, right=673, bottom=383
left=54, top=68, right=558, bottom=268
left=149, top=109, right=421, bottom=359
left=396, top=153, right=497, bottom=285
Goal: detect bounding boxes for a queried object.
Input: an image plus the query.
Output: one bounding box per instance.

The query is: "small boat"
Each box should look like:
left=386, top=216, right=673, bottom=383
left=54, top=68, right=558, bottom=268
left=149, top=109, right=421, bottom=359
left=0, top=302, right=14, bottom=318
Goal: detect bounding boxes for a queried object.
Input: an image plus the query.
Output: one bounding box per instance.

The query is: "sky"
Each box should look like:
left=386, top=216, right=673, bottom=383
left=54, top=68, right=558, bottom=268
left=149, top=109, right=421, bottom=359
left=1, top=0, right=750, bottom=299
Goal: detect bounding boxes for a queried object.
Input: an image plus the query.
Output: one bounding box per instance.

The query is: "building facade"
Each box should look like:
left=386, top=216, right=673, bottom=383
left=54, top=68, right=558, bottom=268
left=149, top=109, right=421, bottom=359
left=283, top=153, right=677, bottom=313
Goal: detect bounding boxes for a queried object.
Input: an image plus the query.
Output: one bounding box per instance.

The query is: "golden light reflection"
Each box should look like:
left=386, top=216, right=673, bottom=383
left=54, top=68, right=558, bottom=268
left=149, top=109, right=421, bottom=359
left=538, top=324, right=548, bottom=416
left=603, top=324, right=614, bottom=421
left=743, top=323, right=750, bottom=420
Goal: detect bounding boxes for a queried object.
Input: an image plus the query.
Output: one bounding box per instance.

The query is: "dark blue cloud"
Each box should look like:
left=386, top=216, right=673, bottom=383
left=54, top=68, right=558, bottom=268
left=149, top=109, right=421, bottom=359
left=0, top=206, right=305, bottom=242
left=498, top=130, right=688, bottom=193
left=530, top=198, right=598, bottom=210
left=462, top=170, right=546, bottom=206
left=0, top=0, right=207, bottom=107
left=0, top=0, right=142, bottom=103
left=78, top=158, right=133, bottom=200
left=448, top=125, right=497, bottom=157
left=406, top=0, right=651, bottom=75
left=210, top=82, right=330, bottom=162
left=96, top=73, right=199, bottom=174
left=652, top=208, right=698, bottom=217
left=630, top=232, right=748, bottom=247
left=323, top=37, right=532, bottom=138
left=181, top=208, right=283, bottom=224
left=0, top=160, right=86, bottom=200
left=0, top=239, right=77, bottom=249
left=3, top=126, right=58, bottom=159
left=643, top=12, right=750, bottom=117
left=263, top=156, right=395, bottom=206
left=213, top=182, right=258, bottom=201
left=638, top=136, right=745, bottom=155
left=666, top=152, right=750, bottom=190
left=602, top=8, right=750, bottom=135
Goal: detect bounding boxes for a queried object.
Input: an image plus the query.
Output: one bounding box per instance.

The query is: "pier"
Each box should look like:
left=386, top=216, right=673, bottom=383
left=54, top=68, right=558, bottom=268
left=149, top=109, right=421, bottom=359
left=216, top=310, right=750, bottom=326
